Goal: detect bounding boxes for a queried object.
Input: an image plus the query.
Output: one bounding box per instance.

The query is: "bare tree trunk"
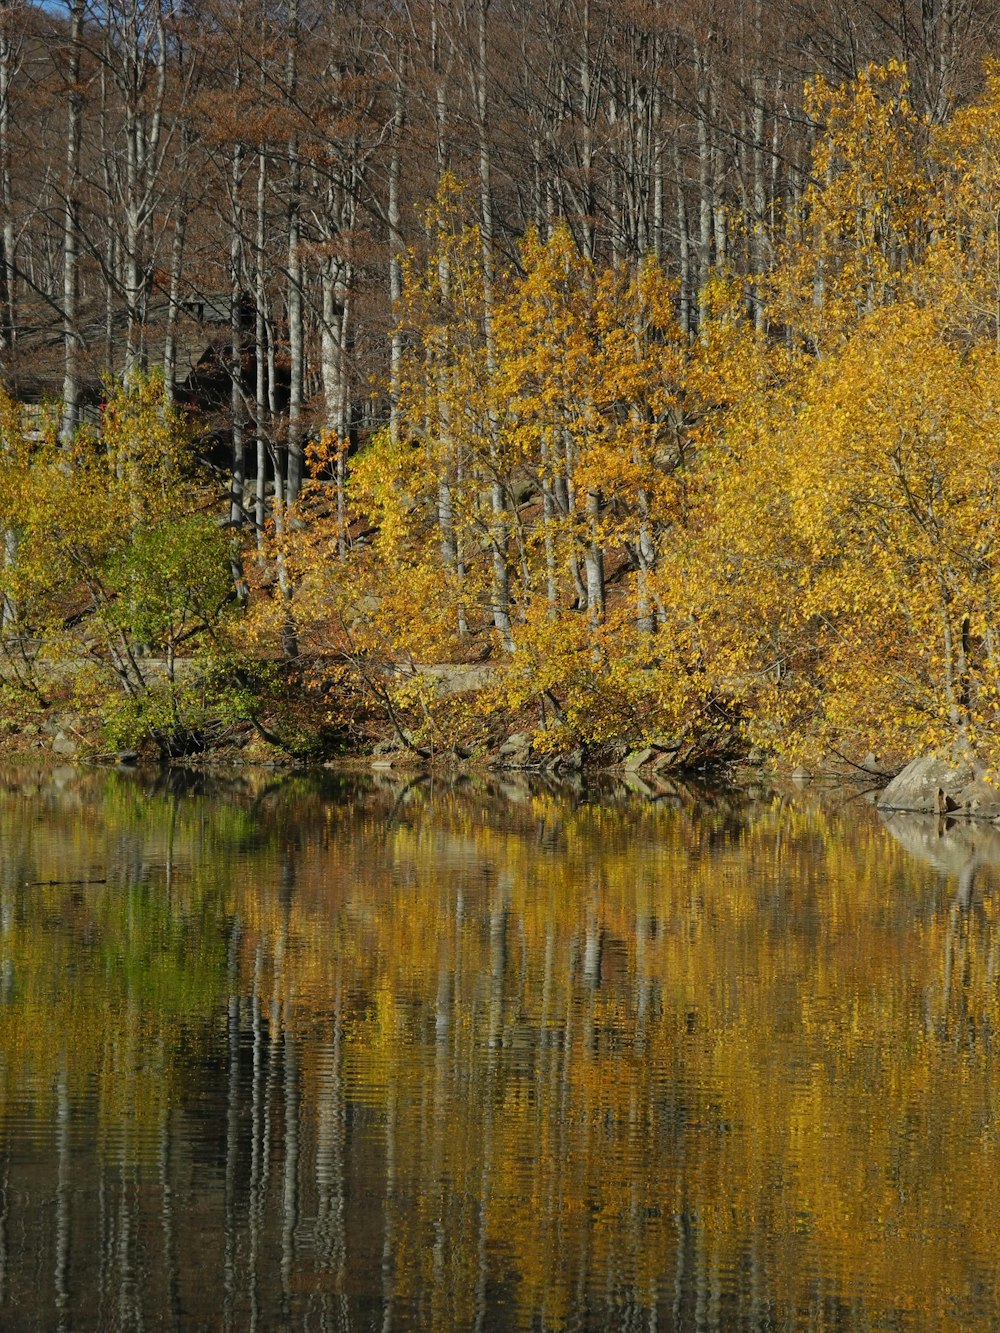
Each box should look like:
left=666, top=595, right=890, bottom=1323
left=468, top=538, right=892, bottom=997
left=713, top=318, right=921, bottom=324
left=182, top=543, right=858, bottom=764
left=651, top=79, right=663, bottom=262
left=695, top=43, right=713, bottom=329
left=578, top=0, right=595, bottom=262
left=751, top=0, right=767, bottom=331
left=388, top=47, right=405, bottom=449
left=540, top=432, right=559, bottom=618
left=320, top=244, right=352, bottom=559
left=334, top=255, right=352, bottom=558
left=255, top=147, right=269, bottom=555
left=162, top=206, right=185, bottom=401
left=114, top=1, right=166, bottom=378
left=583, top=487, right=605, bottom=627
left=0, top=3, right=18, bottom=357
left=473, top=0, right=514, bottom=651
left=60, top=0, right=85, bottom=446
left=285, top=0, right=304, bottom=508
left=230, top=22, right=248, bottom=599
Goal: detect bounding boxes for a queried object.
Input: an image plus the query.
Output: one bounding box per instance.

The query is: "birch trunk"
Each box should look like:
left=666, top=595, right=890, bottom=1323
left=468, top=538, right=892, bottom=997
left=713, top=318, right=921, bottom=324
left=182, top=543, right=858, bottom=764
left=388, top=49, right=404, bottom=449
left=229, top=18, right=247, bottom=598
left=60, top=0, right=84, bottom=446
left=285, top=0, right=304, bottom=508
left=474, top=0, right=514, bottom=651
left=0, top=5, right=16, bottom=354
left=162, top=205, right=185, bottom=401
left=255, top=148, right=268, bottom=554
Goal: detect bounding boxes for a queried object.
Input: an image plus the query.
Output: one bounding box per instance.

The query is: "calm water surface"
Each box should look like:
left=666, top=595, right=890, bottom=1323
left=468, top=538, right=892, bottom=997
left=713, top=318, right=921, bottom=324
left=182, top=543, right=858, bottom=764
left=0, top=767, right=997, bottom=1330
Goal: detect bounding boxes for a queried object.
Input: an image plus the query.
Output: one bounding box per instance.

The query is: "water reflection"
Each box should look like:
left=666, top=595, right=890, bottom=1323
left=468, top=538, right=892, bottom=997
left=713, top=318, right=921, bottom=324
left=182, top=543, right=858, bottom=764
left=0, top=768, right=996, bottom=1328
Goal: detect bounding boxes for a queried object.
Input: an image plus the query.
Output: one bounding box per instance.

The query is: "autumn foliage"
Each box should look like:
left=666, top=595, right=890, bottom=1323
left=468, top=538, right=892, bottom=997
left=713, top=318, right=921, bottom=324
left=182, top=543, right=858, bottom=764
left=232, top=64, right=995, bottom=767
left=9, top=62, right=1000, bottom=767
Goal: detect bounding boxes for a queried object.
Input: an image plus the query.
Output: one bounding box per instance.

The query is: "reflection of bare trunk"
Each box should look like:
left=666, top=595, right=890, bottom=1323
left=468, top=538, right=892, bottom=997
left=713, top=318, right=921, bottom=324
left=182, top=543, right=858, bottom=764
left=316, top=974, right=348, bottom=1327
left=380, top=1084, right=397, bottom=1333
left=159, top=1107, right=180, bottom=1330
left=475, top=892, right=507, bottom=1331
left=55, top=1068, right=70, bottom=1328
left=956, top=858, right=977, bottom=913
left=117, top=1138, right=137, bottom=1329
left=281, top=1022, right=300, bottom=1317
left=248, top=946, right=265, bottom=1332
left=223, top=921, right=242, bottom=1325
left=0, top=1156, right=7, bottom=1307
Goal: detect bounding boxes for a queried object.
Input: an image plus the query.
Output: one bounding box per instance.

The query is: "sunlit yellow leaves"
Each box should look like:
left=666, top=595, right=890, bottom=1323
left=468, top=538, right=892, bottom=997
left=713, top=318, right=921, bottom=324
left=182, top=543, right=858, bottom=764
left=223, top=61, right=1000, bottom=769
left=774, top=62, right=927, bottom=353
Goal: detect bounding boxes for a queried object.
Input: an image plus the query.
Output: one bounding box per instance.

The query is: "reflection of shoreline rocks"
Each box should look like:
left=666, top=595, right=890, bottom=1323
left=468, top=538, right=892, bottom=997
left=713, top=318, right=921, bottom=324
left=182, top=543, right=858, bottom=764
left=880, top=812, right=1000, bottom=873
left=877, top=755, right=1000, bottom=819
left=880, top=811, right=1000, bottom=908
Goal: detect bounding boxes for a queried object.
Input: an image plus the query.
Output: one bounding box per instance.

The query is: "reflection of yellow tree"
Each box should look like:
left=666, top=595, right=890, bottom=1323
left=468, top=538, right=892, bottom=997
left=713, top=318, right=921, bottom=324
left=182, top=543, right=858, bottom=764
left=5, top=774, right=1000, bottom=1326
left=222, top=780, right=1000, bottom=1328
left=0, top=774, right=247, bottom=1139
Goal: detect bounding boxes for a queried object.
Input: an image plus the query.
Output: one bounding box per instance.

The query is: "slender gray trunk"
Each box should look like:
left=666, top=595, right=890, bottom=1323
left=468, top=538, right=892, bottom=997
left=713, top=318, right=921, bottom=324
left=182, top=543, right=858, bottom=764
left=255, top=148, right=268, bottom=554
left=162, top=206, right=185, bottom=401
left=474, top=0, right=514, bottom=651
left=0, top=5, right=16, bottom=355
left=230, top=30, right=248, bottom=599
left=388, top=50, right=404, bottom=448
left=285, top=0, right=304, bottom=507
left=584, top=487, right=605, bottom=627
left=540, top=433, right=558, bottom=618
left=751, top=0, right=767, bottom=330
left=60, top=0, right=85, bottom=446
left=695, top=44, right=712, bottom=328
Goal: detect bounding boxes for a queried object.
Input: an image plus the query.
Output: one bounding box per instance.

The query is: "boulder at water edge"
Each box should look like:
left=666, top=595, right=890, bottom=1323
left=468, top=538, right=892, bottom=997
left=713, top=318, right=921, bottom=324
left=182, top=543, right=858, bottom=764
left=876, top=754, right=1000, bottom=817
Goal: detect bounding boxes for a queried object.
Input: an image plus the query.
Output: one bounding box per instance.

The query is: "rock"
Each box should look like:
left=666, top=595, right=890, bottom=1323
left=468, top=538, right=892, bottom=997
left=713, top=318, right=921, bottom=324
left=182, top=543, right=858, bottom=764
left=498, top=732, right=531, bottom=757
left=651, top=748, right=677, bottom=773
left=413, top=663, right=496, bottom=697
left=558, top=747, right=584, bottom=773
left=790, top=765, right=812, bottom=782
left=876, top=754, right=996, bottom=816
left=624, top=747, right=656, bottom=773
left=51, top=731, right=78, bottom=757
left=371, top=758, right=396, bottom=771
left=936, top=788, right=960, bottom=815
left=496, top=732, right=534, bottom=768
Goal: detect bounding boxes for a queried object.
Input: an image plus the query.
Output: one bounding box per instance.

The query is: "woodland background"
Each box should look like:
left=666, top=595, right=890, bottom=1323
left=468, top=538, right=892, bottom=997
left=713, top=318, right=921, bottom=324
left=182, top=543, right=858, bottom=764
left=2, top=0, right=1000, bottom=767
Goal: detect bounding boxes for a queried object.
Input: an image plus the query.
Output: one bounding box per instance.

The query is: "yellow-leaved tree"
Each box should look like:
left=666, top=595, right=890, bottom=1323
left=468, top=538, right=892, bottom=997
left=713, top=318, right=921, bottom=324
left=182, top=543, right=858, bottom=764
left=0, top=375, right=241, bottom=754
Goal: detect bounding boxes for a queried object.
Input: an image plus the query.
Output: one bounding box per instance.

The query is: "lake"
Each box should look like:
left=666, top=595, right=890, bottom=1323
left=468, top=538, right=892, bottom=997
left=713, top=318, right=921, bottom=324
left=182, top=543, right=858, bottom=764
left=0, top=765, right=996, bottom=1330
